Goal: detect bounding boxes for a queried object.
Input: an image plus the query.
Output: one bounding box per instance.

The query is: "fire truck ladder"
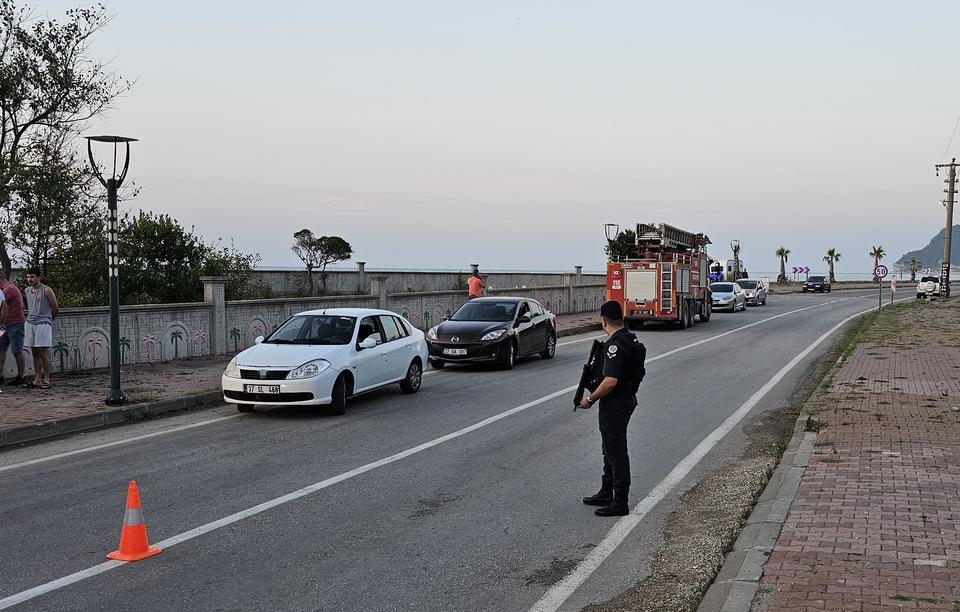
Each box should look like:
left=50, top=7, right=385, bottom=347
left=636, top=223, right=698, bottom=251
left=660, top=267, right=673, bottom=311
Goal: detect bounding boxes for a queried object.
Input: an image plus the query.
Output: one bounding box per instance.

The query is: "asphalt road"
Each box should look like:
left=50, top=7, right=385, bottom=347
left=0, top=290, right=895, bottom=611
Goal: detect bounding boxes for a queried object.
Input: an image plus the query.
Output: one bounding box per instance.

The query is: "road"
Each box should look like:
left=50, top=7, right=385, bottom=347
left=0, top=290, right=893, bottom=611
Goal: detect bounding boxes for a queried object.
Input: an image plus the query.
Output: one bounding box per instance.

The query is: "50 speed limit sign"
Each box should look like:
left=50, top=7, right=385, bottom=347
left=874, top=265, right=889, bottom=279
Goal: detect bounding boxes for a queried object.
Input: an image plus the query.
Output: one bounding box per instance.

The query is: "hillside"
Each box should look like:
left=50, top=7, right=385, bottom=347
left=896, top=224, right=960, bottom=267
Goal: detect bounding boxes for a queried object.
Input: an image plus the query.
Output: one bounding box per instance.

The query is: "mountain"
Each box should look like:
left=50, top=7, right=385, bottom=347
left=896, top=225, right=960, bottom=267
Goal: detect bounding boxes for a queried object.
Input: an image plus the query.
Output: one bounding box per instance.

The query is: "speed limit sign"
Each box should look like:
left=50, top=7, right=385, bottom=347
left=874, top=265, right=889, bottom=279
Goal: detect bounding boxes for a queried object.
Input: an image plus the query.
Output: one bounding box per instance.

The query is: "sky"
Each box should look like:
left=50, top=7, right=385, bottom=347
left=38, top=0, right=960, bottom=275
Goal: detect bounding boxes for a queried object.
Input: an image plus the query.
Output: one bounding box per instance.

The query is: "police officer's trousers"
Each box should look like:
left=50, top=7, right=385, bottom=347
left=598, top=395, right=637, bottom=499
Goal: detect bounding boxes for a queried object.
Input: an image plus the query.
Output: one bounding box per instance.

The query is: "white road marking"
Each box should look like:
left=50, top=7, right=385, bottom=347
left=0, top=294, right=869, bottom=474
left=0, top=294, right=890, bottom=608
left=528, top=297, right=913, bottom=612
left=0, top=416, right=240, bottom=474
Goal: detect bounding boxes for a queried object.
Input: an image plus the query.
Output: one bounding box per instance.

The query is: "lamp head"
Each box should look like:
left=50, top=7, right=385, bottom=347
left=84, top=134, right=137, bottom=187
left=604, top=223, right=620, bottom=241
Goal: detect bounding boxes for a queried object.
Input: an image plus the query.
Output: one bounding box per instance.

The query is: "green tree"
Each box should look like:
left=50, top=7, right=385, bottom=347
left=775, top=246, right=791, bottom=284
left=823, top=248, right=841, bottom=284
left=0, top=1, right=131, bottom=279
left=119, top=211, right=210, bottom=304
left=52, top=341, right=69, bottom=373
left=604, top=229, right=637, bottom=261
left=291, top=230, right=353, bottom=294
left=870, top=245, right=886, bottom=283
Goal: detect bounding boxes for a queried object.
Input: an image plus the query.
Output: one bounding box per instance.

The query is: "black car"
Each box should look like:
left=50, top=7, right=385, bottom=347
left=802, top=275, right=831, bottom=293
left=426, top=297, right=557, bottom=369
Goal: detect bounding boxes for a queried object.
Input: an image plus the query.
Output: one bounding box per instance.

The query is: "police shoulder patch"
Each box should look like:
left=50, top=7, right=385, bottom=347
left=607, top=344, right=618, bottom=357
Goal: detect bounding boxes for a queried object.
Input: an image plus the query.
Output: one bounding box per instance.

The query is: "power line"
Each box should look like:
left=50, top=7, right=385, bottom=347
left=940, top=110, right=960, bottom=163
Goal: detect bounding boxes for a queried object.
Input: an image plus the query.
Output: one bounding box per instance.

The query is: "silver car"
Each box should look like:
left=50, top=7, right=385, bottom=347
left=736, top=278, right=767, bottom=306
left=710, top=282, right=747, bottom=312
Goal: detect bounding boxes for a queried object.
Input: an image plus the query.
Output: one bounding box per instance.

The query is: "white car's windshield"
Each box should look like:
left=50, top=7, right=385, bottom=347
left=451, top=301, right=518, bottom=322
left=738, top=280, right=758, bottom=289
left=265, top=315, right=357, bottom=345
left=711, top=283, right=735, bottom=293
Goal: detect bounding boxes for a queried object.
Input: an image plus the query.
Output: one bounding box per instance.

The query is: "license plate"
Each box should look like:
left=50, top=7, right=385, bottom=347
left=443, top=348, right=468, bottom=356
left=244, top=384, right=280, bottom=394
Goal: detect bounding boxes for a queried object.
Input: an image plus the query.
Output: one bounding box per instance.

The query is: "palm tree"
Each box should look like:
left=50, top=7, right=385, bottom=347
left=52, top=342, right=69, bottom=373
left=230, top=327, right=242, bottom=353
left=119, top=337, right=131, bottom=364
left=823, top=248, right=841, bottom=284
left=907, top=257, right=921, bottom=282
left=170, top=329, right=183, bottom=359
left=775, top=246, right=791, bottom=284
left=870, top=245, right=886, bottom=283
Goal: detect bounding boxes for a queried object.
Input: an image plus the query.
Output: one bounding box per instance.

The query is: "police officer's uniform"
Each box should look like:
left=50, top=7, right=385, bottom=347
left=582, top=301, right=642, bottom=516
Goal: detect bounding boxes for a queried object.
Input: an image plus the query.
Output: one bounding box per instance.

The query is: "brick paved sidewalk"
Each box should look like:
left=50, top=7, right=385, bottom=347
left=0, top=312, right=599, bottom=432
left=755, top=300, right=960, bottom=611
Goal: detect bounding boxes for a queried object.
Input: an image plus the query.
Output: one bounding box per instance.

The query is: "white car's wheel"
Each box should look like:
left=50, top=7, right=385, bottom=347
left=400, top=360, right=422, bottom=394
left=329, top=375, right=347, bottom=415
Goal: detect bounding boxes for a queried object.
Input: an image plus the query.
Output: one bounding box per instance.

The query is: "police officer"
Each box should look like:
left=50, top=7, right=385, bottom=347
left=577, top=300, right=643, bottom=517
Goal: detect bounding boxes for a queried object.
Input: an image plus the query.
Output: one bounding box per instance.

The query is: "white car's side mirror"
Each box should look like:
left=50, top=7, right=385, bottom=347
left=359, top=336, right=379, bottom=350
left=254, top=335, right=264, bottom=345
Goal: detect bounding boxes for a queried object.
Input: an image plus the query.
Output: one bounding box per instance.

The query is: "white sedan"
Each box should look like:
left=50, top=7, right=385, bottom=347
left=222, top=308, right=428, bottom=415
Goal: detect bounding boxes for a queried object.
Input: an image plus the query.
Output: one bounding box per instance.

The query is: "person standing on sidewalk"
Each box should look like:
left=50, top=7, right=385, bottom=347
left=0, top=272, right=27, bottom=386
left=577, top=300, right=646, bottom=517
left=467, top=270, right=485, bottom=300
left=24, top=268, right=59, bottom=390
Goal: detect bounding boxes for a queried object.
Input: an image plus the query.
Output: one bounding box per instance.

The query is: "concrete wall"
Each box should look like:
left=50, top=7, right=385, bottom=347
left=1, top=277, right=604, bottom=378
left=255, top=264, right=604, bottom=296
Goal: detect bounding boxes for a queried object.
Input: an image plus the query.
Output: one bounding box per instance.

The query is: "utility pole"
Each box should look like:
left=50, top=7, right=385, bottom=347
left=730, top=240, right=740, bottom=281
left=935, top=158, right=958, bottom=297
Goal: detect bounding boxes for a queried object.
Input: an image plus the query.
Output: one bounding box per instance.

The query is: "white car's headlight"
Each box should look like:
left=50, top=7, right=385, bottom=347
left=481, top=329, right=508, bottom=342
left=427, top=326, right=439, bottom=340
left=288, top=359, right=331, bottom=380
left=224, top=357, right=241, bottom=378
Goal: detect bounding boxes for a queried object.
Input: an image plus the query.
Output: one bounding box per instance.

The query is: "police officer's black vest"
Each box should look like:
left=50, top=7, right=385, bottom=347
left=602, top=330, right=646, bottom=395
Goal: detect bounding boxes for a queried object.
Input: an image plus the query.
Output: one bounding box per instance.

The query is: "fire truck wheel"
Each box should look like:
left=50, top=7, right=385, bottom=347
left=699, top=300, right=712, bottom=322
left=687, top=301, right=696, bottom=327
left=677, top=302, right=690, bottom=329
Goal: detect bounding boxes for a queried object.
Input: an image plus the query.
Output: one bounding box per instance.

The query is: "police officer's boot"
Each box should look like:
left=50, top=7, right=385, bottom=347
left=581, top=490, right=613, bottom=506
left=594, top=495, right=629, bottom=517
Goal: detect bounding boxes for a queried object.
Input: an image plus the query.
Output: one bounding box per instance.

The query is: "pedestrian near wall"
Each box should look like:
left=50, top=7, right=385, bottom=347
left=577, top=300, right=646, bottom=516
left=467, top=270, right=485, bottom=299
left=23, top=268, right=59, bottom=390
left=0, top=272, right=27, bottom=386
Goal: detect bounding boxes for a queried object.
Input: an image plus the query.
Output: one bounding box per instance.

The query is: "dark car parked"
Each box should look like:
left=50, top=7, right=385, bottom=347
left=425, top=297, right=557, bottom=369
left=802, top=275, right=831, bottom=293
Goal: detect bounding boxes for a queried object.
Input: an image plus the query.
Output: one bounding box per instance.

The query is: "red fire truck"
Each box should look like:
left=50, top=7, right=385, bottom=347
left=606, top=223, right=712, bottom=328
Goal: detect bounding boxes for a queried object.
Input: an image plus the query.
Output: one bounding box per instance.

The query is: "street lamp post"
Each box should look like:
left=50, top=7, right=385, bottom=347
left=604, top=223, right=620, bottom=259
left=730, top=240, right=740, bottom=281
left=85, top=135, right=138, bottom=406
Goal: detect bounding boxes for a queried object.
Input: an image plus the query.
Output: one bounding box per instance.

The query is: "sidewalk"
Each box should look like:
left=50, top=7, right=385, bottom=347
left=751, top=299, right=960, bottom=610
left=0, top=313, right=599, bottom=447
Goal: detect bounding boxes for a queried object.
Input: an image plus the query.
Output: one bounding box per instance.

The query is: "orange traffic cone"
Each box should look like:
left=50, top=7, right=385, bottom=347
left=107, top=480, right=162, bottom=561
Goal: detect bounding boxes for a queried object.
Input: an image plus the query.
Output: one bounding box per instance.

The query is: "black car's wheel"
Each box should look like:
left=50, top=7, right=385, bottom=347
left=541, top=332, right=557, bottom=359
left=236, top=403, right=254, bottom=413
left=329, top=374, right=347, bottom=415
left=500, top=340, right=516, bottom=370
left=827, top=287, right=831, bottom=293
left=400, top=360, right=422, bottom=394
left=429, top=359, right=445, bottom=370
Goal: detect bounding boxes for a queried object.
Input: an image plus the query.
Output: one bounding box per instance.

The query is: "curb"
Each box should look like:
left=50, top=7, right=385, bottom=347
left=0, top=389, right=223, bottom=450
left=557, top=323, right=601, bottom=338
left=697, top=411, right=815, bottom=612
